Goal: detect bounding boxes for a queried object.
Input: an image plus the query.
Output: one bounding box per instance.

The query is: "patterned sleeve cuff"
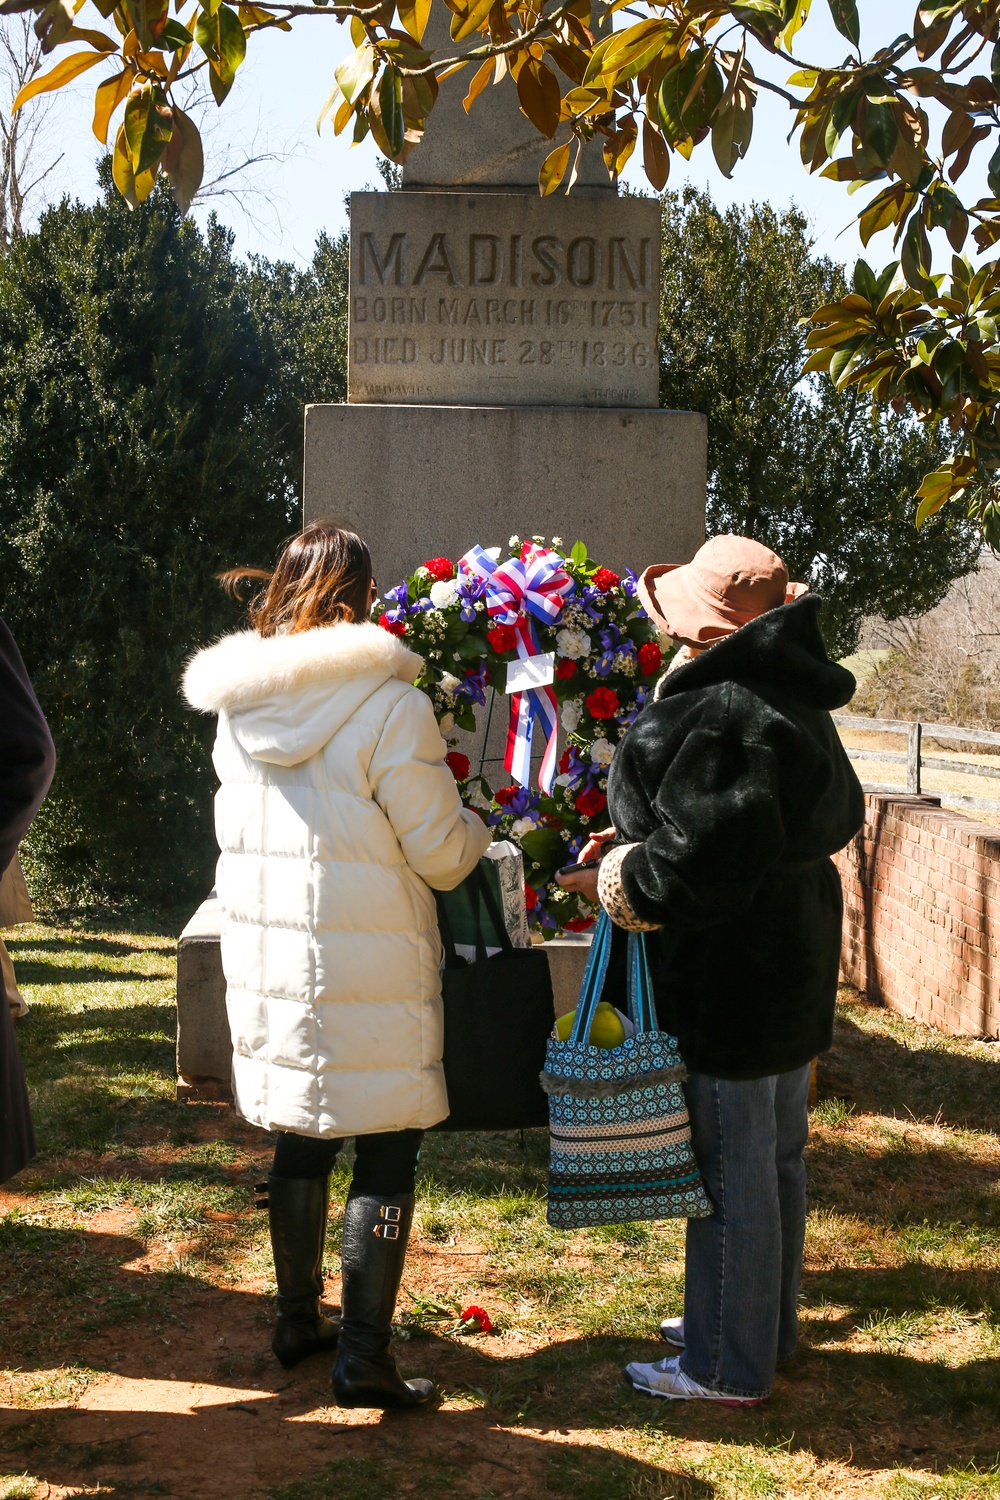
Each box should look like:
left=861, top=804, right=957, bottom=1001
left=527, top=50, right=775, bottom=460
left=598, top=843, right=661, bottom=932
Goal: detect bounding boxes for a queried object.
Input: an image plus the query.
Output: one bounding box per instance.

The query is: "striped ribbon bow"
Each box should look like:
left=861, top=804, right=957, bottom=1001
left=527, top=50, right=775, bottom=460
left=458, top=544, right=573, bottom=793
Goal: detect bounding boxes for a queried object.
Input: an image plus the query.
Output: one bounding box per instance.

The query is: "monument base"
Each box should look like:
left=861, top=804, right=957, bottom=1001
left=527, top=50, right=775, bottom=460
left=175, top=896, right=592, bottom=1103
left=303, top=403, right=706, bottom=590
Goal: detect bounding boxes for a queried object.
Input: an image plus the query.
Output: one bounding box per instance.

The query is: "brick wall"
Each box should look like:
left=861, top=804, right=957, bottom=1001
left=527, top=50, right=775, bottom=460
left=834, top=793, right=1000, bottom=1039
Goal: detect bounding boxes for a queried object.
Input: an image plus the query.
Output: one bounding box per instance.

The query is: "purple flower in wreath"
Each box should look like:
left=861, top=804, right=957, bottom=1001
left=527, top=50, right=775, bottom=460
left=531, top=893, right=558, bottom=930
left=381, top=582, right=411, bottom=625
left=458, top=662, right=488, bottom=706
left=594, top=623, right=636, bottom=676
left=620, top=686, right=648, bottom=729
left=411, top=597, right=435, bottom=613
left=457, top=575, right=486, bottom=622
left=623, top=569, right=640, bottom=601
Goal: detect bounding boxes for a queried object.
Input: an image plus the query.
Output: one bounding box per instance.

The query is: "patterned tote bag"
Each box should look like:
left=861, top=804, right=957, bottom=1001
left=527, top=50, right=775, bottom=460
left=543, top=911, right=712, bottom=1229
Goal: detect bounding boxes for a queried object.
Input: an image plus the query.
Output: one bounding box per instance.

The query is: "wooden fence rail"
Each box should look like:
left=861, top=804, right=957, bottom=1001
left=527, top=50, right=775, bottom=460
left=833, top=713, right=1000, bottom=816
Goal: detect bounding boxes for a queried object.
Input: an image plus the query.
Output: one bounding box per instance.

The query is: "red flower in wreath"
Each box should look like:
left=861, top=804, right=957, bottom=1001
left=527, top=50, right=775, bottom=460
left=524, top=884, right=538, bottom=910
left=576, top=787, right=607, bottom=819
left=593, top=567, right=621, bottom=592
left=424, top=557, right=455, bottom=582
left=564, top=916, right=595, bottom=932
left=558, top=749, right=572, bottom=774
left=586, top=687, right=619, bottom=720
left=638, top=642, right=663, bottom=675
left=446, top=752, right=470, bottom=781
left=378, top=616, right=406, bottom=636
left=540, top=814, right=563, bottom=829
left=555, top=658, right=577, bottom=681
left=487, top=624, right=517, bottom=654
left=495, top=785, right=519, bottom=806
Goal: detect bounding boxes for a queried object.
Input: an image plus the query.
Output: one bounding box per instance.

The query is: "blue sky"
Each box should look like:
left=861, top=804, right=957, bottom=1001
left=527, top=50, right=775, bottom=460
left=35, top=0, right=977, bottom=274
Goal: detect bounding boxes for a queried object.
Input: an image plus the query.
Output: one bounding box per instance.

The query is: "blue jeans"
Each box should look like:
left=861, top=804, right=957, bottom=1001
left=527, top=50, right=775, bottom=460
left=680, top=1064, right=811, bottom=1399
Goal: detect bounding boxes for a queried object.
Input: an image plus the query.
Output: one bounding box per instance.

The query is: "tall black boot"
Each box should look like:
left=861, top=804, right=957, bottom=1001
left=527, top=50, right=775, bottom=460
left=330, top=1192, right=434, bottom=1410
left=266, top=1174, right=340, bottom=1369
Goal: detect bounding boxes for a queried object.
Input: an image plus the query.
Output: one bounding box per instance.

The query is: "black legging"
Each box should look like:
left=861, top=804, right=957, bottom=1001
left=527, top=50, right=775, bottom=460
left=271, top=1128, right=424, bottom=1195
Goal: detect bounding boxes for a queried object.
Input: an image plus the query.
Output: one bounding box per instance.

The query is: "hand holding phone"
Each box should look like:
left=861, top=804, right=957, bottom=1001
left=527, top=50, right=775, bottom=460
left=555, top=855, right=604, bottom=877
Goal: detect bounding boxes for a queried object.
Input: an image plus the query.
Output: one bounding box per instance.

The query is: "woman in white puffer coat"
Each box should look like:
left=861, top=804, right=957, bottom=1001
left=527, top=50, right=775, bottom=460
left=183, top=521, right=489, bottom=1411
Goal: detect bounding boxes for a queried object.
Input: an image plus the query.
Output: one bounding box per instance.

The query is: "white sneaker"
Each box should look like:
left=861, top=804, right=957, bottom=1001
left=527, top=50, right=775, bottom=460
left=624, top=1354, right=767, bottom=1407
left=659, top=1315, right=685, bottom=1348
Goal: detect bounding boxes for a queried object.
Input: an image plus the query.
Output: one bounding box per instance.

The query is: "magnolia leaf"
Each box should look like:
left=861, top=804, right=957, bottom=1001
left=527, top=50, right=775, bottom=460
left=92, top=68, right=132, bottom=144
left=642, top=116, right=669, bottom=191
left=63, top=24, right=117, bottom=50
left=159, top=103, right=203, bottom=212
left=194, top=2, right=246, bottom=105
left=827, top=0, right=859, bottom=47
left=449, top=0, right=493, bottom=43
left=779, top=0, right=811, bottom=49
left=516, top=57, right=561, bottom=139
left=334, top=41, right=375, bottom=105
left=863, top=99, right=897, bottom=168
left=463, top=56, right=493, bottom=114
left=158, top=17, right=193, bottom=49
left=570, top=541, right=588, bottom=566
left=124, top=84, right=172, bottom=174
left=397, top=0, right=431, bottom=42
left=538, top=139, right=571, bottom=195
left=378, top=63, right=405, bottom=157
left=901, top=214, right=935, bottom=296
left=12, top=47, right=105, bottom=110
left=112, top=120, right=157, bottom=208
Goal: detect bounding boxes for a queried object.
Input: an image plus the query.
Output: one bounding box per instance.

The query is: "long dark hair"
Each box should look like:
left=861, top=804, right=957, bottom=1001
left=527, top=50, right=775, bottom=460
left=220, top=521, right=373, bottom=637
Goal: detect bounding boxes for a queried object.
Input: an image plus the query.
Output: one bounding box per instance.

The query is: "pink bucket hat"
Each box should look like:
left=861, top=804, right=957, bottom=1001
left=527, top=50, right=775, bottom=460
left=637, top=535, right=808, bottom=650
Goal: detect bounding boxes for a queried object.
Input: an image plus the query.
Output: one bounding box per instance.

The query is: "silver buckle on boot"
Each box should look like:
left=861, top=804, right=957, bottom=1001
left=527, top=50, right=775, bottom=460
left=373, top=1203, right=402, bottom=1240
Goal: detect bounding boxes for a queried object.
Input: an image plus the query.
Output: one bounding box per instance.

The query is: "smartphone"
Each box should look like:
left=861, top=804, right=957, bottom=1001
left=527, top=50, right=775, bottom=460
left=556, top=856, right=604, bottom=877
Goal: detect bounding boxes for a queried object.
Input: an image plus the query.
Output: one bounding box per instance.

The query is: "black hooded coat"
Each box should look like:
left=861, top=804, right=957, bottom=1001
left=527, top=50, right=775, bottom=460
left=606, top=595, right=865, bottom=1081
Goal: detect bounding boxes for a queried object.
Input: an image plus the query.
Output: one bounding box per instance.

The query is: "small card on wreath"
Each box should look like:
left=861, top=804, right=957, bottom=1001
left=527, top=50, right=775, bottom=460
left=505, top=653, right=556, bottom=694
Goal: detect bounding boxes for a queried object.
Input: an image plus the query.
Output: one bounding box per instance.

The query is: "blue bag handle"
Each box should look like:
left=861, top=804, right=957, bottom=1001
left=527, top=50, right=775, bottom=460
left=568, top=912, right=657, bottom=1044
left=626, top=930, right=656, bottom=1035
left=568, top=910, right=613, bottom=1045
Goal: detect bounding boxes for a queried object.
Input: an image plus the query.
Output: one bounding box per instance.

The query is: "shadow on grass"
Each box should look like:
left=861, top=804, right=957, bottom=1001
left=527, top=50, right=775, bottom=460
left=1, top=1226, right=999, bottom=1497
left=821, top=1002, right=1000, bottom=1133
left=8, top=934, right=176, bottom=961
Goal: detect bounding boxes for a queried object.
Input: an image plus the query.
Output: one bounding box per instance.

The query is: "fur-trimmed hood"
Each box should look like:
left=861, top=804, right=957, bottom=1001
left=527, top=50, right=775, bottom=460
left=182, top=621, right=426, bottom=768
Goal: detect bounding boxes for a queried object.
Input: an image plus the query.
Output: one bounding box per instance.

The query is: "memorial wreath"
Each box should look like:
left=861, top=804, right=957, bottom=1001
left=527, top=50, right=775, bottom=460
left=374, top=536, right=667, bottom=938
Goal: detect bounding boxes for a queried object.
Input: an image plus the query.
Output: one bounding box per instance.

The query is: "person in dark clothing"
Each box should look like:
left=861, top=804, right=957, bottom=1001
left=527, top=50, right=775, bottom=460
left=0, top=618, right=55, bottom=1183
left=558, top=535, right=864, bottom=1407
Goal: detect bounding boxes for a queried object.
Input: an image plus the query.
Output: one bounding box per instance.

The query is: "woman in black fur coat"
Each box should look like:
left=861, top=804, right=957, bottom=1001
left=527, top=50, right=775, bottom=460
left=558, top=534, right=864, bottom=1408
left=0, top=619, right=55, bottom=1183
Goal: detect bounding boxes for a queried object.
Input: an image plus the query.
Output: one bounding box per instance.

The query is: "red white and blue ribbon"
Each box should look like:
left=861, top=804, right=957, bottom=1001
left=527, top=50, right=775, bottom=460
left=458, top=544, right=573, bottom=793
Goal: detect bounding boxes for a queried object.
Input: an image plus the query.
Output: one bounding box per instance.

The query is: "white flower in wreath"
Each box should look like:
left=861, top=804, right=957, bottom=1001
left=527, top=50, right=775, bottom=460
left=561, top=699, right=583, bottom=732
left=485, top=546, right=501, bottom=560
left=590, top=737, right=615, bottom=768
left=511, top=816, right=537, bottom=837
left=438, top=712, right=455, bottom=735
left=554, top=772, right=575, bottom=787
left=556, top=627, right=591, bottom=660
left=508, top=534, right=521, bottom=551
left=615, top=651, right=638, bottom=676
left=429, top=579, right=460, bottom=609
left=468, top=784, right=492, bottom=810
left=438, top=671, right=462, bottom=697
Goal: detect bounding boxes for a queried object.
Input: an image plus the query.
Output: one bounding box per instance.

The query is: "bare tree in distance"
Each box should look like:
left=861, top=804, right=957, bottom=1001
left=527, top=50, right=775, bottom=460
left=0, top=14, right=62, bottom=250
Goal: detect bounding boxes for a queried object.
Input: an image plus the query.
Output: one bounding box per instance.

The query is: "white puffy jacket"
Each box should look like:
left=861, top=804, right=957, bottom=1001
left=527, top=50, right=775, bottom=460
left=182, top=621, right=491, bottom=1137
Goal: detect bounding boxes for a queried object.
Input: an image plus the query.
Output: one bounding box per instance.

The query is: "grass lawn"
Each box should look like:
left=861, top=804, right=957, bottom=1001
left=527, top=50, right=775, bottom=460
left=0, top=921, right=999, bottom=1499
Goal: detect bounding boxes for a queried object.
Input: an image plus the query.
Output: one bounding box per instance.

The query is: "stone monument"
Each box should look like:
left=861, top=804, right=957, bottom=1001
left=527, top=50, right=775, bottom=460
left=174, top=59, right=707, bottom=1100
